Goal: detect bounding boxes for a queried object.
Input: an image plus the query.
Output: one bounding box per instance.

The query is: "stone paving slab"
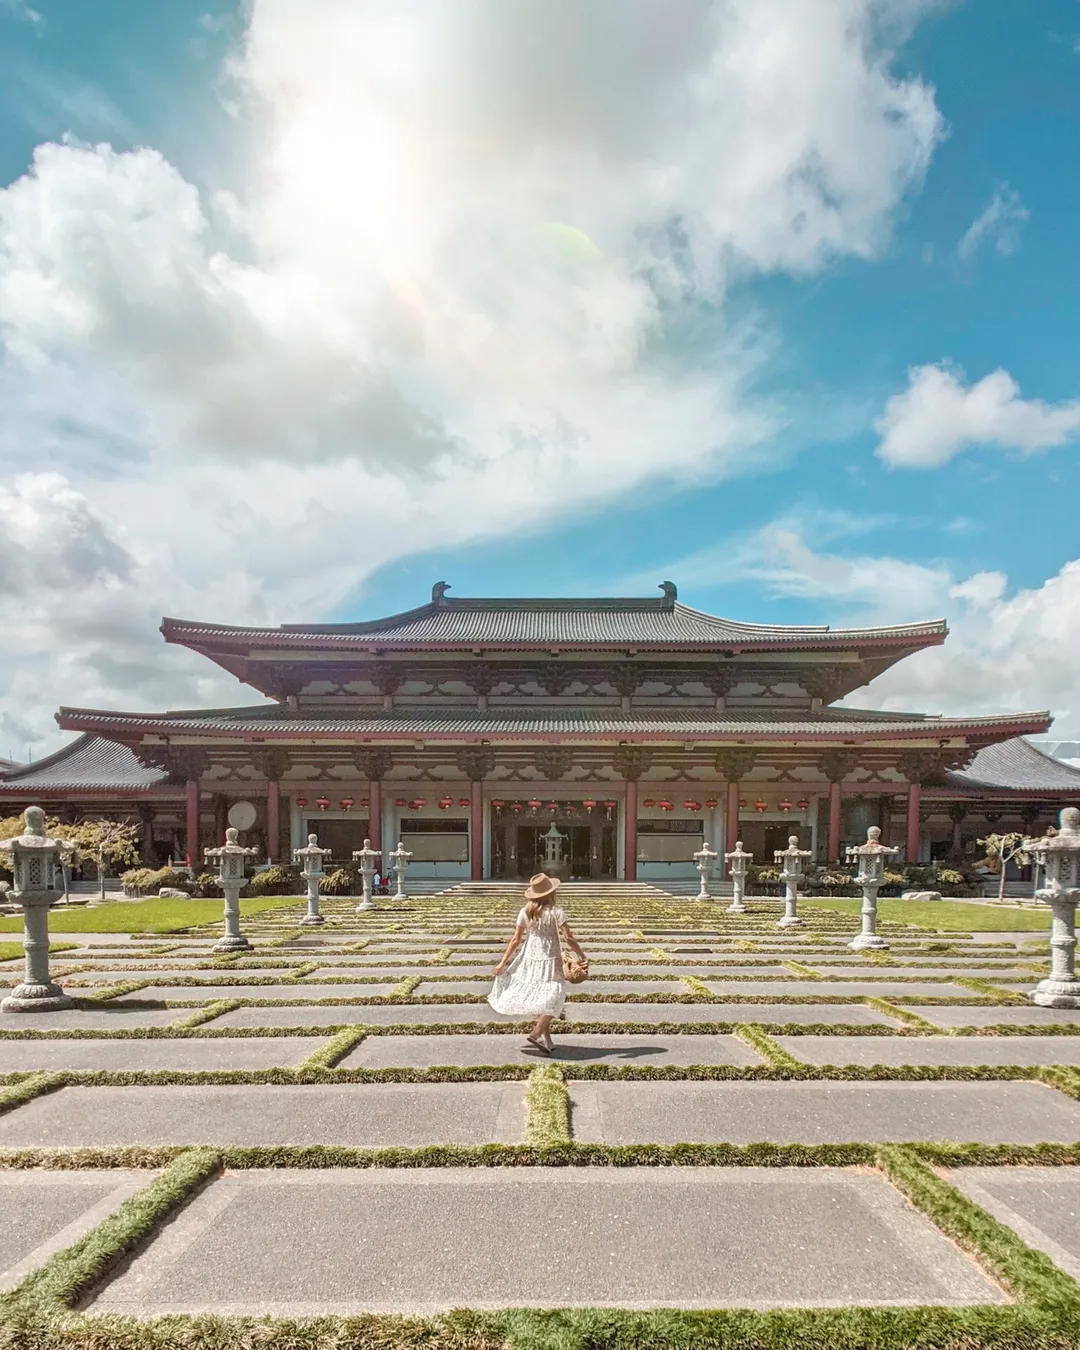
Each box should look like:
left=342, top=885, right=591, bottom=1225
left=0, top=1083, right=525, bottom=1147
left=703, top=981, right=973, bottom=998
left=213, top=1003, right=507, bottom=1028
left=112, top=984, right=398, bottom=1003
left=0, top=1036, right=325, bottom=1072
left=341, top=1033, right=764, bottom=1069
left=86, top=1166, right=1002, bottom=1315
left=775, top=1035, right=1080, bottom=1067
left=568, top=1081, right=1080, bottom=1144
left=946, top=1166, right=1080, bottom=1282
left=416, top=980, right=491, bottom=994
left=563, top=1002, right=901, bottom=1025
left=919, top=1005, right=1080, bottom=1028
left=0, top=1007, right=185, bottom=1030
left=0, top=1170, right=151, bottom=1293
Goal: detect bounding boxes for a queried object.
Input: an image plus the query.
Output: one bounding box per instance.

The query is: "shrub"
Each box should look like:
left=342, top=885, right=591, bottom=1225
left=120, top=866, right=193, bottom=897
left=247, top=864, right=302, bottom=895
left=936, top=867, right=965, bottom=886
left=319, top=866, right=357, bottom=896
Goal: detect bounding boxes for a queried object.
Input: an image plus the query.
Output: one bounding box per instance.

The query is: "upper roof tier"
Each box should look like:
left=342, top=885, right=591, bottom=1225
left=161, top=582, right=949, bottom=657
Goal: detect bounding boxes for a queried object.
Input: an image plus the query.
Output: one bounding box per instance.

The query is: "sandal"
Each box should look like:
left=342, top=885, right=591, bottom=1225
left=522, top=1036, right=551, bottom=1056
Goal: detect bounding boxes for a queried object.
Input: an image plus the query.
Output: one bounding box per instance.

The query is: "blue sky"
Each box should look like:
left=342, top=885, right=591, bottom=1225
left=2, top=0, right=1080, bottom=750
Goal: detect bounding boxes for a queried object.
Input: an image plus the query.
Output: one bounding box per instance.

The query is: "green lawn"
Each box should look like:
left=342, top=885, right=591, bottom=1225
left=0, top=940, right=79, bottom=962
left=0, top=895, right=303, bottom=935
left=803, top=897, right=1051, bottom=932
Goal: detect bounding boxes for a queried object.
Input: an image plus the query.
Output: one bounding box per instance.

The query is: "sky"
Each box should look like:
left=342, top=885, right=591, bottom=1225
left=2, top=0, right=1080, bottom=756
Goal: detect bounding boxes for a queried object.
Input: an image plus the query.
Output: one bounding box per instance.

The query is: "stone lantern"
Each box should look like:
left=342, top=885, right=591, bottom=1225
left=846, top=826, right=900, bottom=951
left=775, top=835, right=813, bottom=929
left=388, top=841, right=413, bottom=901
left=204, top=827, right=259, bottom=953
left=0, top=806, right=75, bottom=1012
left=351, top=838, right=381, bottom=911
left=293, top=832, right=332, bottom=926
left=1023, top=807, right=1080, bottom=1008
left=693, top=841, right=718, bottom=901
left=724, top=840, right=753, bottom=914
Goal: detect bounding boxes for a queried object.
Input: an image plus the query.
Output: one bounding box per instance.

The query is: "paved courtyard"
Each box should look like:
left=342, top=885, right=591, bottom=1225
left=0, top=881, right=1078, bottom=1344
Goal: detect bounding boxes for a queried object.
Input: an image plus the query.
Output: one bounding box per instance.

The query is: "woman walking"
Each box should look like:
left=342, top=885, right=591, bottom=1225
left=489, top=872, right=587, bottom=1054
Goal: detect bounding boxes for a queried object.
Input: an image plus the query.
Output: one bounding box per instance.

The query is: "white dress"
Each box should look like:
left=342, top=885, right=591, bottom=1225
left=488, top=904, right=567, bottom=1017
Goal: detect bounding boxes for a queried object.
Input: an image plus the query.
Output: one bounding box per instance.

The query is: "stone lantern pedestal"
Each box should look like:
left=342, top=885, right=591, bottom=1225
left=388, top=842, right=413, bottom=901
left=205, top=827, right=259, bottom=953
left=776, top=836, right=813, bottom=929
left=846, top=826, right=899, bottom=951
left=1024, top=807, right=1080, bottom=1008
left=1, top=806, right=75, bottom=1013
left=293, top=833, right=332, bottom=926
left=724, top=841, right=752, bottom=914
left=352, top=839, right=381, bottom=911
left=693, top=842, right=718, bottom=900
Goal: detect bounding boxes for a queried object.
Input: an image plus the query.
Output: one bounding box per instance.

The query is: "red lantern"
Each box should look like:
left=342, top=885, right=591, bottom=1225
left=704, top=798, right=718, bottom=809
left=565, top=804, right=576, bottom=816
left=658, top=799, right=674, bottom=812
left=602, top=799, right=617, bottom=808
left=409, top=798, right=426, bottom=811
left=778, top=799, right=793, bottom=813
left=295, top=795, right=308, bottom=809
left=754, top=799, right=768, bottom=812
left=491, top=799, right=505, bottom=810
left=739, top=798, right=747, bottom=808
left=510, top=801, right=523, bottom=814
left=439, top=797, right=454, bottom=810
left=358, top=797, right=369, bottom=808
left=339, top=796, right=354, bottom=811
left=642, top=798, right=656, bottom=808
left=546, top=801, right=558, bottom=814
left=395, top=798, right=407, bottom=807
left=582, top=798, right=596, bottom=812
left=527, top=799, right=542, bottom=811
left=796, top=798, right=810, bottom=810
left=457, top=797, right=470, bottom=808
left=683, top=799, right=701, bottom=812
left=315, top=796, right=330, bottom=811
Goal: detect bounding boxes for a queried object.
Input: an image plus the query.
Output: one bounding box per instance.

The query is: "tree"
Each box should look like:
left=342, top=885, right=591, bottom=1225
left=977, top=831, right=1030, bottom=902
left=56, top=820, right=141, bottom=899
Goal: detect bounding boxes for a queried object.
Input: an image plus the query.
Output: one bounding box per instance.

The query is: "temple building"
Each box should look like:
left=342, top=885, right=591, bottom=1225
left=1, top=582, right=1078, bottom=883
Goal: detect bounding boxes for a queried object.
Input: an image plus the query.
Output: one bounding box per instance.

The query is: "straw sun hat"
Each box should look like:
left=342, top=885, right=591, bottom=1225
left=524, top=872, right=561, bottom=901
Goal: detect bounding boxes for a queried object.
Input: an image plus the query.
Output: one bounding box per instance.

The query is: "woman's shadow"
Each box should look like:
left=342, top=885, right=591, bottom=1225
left=542, top=1043, right=668, bottom=1061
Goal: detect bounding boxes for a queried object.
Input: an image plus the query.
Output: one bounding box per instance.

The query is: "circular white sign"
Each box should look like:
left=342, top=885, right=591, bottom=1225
left=227, top=800, right=258, bottom=832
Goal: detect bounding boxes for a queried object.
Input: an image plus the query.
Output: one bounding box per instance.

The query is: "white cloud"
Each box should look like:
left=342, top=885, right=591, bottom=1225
left=727, top=524, right=1080, bottom=733
left=0, top=0, right=947, bottom=747
left=0, top=0, right=44, bottom=32
left=957, top=184, right=1028, bottom=260
left=876, top=363, right=1080, bottom=469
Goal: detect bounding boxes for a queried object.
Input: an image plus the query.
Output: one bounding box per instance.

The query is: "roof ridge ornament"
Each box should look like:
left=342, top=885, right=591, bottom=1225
left=659, top=581, right=677, bottom=606
left=432, top=581, right=451, bottom=605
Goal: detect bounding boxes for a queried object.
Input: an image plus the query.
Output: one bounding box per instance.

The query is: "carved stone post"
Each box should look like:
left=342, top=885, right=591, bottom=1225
left=0, top=807, right=75, bottom=1012
left=693, top=841, right=718, bottom=900
left=613, top=747, right=651, bottom=882
left=388, top=841, right=413, bottom=901
left=352, top=838, right=382, bottom=911
left=846, top=826, right=900, bottom=950
left=293, top=832, right=332, bottom=926
left=204, top=827, right=259, bottom=952
left=775, top=835, right=813, bottom=928
left=724, top=840, right=752, bottom=914
left=1023, top=807, right=1080, bottom=1008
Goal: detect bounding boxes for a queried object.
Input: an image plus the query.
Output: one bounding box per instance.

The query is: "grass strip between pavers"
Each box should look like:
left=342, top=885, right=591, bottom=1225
left=523, top=1063, right=570, bottom=1146
left=3, top=1141, right=1080, bottom=1349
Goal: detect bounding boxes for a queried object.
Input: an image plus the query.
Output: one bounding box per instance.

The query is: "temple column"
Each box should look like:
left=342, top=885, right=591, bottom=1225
left=266, top=779, right=280, bottom=862
left=368, top=778, right=382, bottom=855
left=138, top=805, right=156, bottom=866
left=906, top=781, right=921, bottom=864
left=185, top=780, right=199, bottom=868
left=879, top=795, right=892, bottom=846
left=456, top=749, right=496, bottom=881
left=725, top=782, right=739, bottom=876
left=470, top=780, right=483, bottom=880
left=827, top=782, right=842, bottom=863
left=624, top=780, right=638, bottom=882
left=948, top=802, right=968, bottom=859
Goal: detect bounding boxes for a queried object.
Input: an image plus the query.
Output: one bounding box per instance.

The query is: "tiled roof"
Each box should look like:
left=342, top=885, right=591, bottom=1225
left=55, top=704, right=1050, bottom=741
left=0, top=735, right=168, bottom=792
left=162, top=591, right=948, bottom=651
left=944, top=739, right=1080, bottom=793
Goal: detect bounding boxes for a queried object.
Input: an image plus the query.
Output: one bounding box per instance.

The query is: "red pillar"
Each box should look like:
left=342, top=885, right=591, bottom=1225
left=266, top=779, right=280, bottom=862
left=470, top=779, right=484, bottom=881
left=624, top=779, right=638, bottom=881
left=185, top=779, right=200, bottom=868
left=725, top=781, right=740, bottom=877
left=827, top=781, right=842, bottom=862
left=368, top=778, right=382, bottom=854
left=906, top=781, right=921, bottom=863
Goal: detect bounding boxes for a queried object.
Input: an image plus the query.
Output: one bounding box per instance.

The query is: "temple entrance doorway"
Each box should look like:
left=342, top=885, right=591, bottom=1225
left=738, top=820, right=811, bottom=863
left=490, top=802, right=617, bottom=880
